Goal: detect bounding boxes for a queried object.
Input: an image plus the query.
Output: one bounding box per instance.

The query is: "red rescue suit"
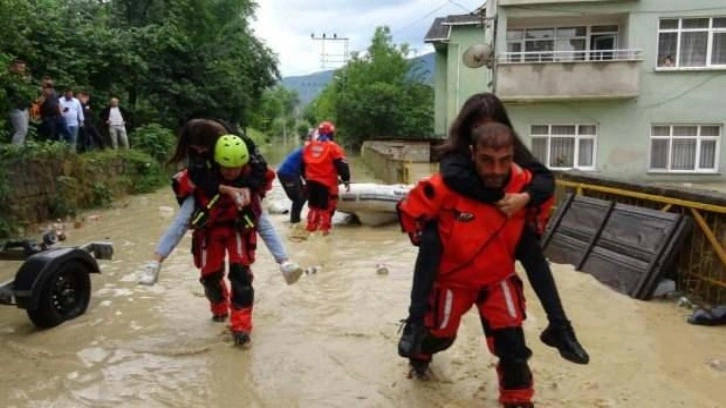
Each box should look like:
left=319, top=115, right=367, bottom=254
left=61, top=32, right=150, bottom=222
left=172, top=169, right=261, bottom=334
left=397, top=164, right=537, bottom=406
left=302, top=139, right=349, bottom=233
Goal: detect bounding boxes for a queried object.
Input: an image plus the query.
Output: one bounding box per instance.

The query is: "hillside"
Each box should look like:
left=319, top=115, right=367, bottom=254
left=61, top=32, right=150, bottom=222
left=281, top=52, right=435, bottom=106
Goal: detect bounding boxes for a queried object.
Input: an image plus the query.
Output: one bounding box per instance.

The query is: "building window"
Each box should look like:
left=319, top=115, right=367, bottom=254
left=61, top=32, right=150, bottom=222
left=657, top=17, right=726, bottom=68
left=506, top=25, right=619, bottom=62
left=649, top=125, right=721, bottom=172
left=530, top=125, right=597, bottom=170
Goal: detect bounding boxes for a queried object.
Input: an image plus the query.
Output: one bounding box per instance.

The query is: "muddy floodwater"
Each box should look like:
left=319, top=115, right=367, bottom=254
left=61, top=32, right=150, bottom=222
left=0, top=155, right=724, bottom=408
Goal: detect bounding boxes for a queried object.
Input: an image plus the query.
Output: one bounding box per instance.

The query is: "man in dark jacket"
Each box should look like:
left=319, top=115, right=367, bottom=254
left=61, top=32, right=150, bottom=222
left=77, top=92, right=105, bottom=151
left=38, top=82, right=72, bottom=143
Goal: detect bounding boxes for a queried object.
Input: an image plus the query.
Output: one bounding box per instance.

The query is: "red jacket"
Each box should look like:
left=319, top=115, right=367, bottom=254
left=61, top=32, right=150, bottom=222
left=302, top=140, right=346, bottom=190
left=171, top=169, right=261, bottom=231
left=397, top=165, right=535, bottom=288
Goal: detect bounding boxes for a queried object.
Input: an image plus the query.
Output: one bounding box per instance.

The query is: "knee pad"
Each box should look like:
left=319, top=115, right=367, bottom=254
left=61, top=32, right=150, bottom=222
left=228, top=264, right=254, bottom=308
left=199, top=270, right=225, bottom=304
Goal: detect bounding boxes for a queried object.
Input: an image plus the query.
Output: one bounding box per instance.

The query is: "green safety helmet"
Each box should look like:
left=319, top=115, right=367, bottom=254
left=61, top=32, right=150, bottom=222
left=214, top=134, right=249, bottom=168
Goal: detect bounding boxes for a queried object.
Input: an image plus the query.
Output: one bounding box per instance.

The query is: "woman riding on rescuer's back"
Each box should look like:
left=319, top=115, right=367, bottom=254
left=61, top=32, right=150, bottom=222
left=173, top=134, right=264, bottom=346
left=137, top=119, right=303, bottom=286
left=397, top=93, right=589, bottom=366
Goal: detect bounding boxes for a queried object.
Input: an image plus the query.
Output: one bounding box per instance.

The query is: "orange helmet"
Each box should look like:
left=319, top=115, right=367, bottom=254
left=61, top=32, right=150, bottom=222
left=318, top=121, right=335, bottom=135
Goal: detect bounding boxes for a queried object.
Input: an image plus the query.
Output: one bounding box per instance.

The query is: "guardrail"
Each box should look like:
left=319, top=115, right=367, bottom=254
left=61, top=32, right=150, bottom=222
left=498, top=49, right=643, bottom=63
left=554, top=173, right=726, bottom=305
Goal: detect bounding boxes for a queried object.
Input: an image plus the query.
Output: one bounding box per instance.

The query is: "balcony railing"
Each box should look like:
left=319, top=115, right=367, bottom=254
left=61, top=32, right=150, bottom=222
left=499, top=49, right=642, bottom=64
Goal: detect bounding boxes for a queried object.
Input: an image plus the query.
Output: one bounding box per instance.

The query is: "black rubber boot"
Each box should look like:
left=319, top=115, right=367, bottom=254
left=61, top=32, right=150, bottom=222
left=408, top=357, right=432, bottom=380
left=232, top=331, right=250, bottom=346
left=212, top=313, right=228, bottom=323
left=540, top=321, right=589, bottom=365
left=397, top=319, right=427, bottom=358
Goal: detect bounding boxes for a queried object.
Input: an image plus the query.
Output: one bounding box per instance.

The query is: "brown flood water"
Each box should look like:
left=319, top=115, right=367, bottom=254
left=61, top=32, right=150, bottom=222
left=0, top=152, right=724, bottom=408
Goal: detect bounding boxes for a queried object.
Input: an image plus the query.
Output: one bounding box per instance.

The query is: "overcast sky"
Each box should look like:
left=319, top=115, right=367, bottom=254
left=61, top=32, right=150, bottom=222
left=251, top=0, right=485, bottom=77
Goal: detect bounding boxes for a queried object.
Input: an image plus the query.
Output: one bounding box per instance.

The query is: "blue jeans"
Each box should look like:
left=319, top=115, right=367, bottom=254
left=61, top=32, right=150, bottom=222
left=40, top=116, right=71, bottom=144
left=67, top=126, right=79, bottom=152
left=155, top=196, right=289, bottom=263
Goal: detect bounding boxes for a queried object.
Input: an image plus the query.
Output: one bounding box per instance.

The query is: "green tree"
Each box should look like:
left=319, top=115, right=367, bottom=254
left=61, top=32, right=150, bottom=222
left=0, top=0, right=279, bottom=138
left=308, top=26, right=434, bottom=148
left=249, top=84, right=300, bottom=140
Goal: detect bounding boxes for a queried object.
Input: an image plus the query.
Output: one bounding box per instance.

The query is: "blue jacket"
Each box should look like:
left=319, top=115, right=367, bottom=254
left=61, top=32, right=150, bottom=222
left=277, top=147, right=303, bottom=178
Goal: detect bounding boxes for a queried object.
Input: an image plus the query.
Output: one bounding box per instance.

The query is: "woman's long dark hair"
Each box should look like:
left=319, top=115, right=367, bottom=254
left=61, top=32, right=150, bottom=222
left=438, top=92, right=535, bottom=163
left=167, top=119, right=227, bottom=165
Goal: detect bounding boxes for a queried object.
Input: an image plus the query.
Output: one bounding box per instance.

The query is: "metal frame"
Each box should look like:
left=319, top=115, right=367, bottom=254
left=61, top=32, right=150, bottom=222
left=557, top=179, right=726, bottom=303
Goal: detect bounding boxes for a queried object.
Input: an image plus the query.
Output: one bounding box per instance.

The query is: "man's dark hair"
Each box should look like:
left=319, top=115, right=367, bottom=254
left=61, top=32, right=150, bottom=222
left=471, top=122, right=515, bottom=150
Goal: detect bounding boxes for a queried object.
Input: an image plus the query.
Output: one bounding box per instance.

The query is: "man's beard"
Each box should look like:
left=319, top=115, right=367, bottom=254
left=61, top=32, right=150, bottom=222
left=483, top=176, right=506, bottom=188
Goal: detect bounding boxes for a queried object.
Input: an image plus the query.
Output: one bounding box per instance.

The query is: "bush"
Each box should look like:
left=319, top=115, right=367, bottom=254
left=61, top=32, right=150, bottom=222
left=128, top=123, right=176, bottom=163
left=0, top=141, right=169, bottom=237
left=246, top=128, right=270, bottom=145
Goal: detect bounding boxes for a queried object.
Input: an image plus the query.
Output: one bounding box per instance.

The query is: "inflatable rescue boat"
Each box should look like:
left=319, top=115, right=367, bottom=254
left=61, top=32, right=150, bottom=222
left=337, top=183, right=412, bottom=226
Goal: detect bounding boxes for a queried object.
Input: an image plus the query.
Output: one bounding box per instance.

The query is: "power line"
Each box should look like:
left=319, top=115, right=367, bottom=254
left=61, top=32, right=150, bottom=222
left=447, top=0, right=474, bottom=14
left=641, top=74, right=722, bottom=110
left=392, top=1, right=451, bottom=36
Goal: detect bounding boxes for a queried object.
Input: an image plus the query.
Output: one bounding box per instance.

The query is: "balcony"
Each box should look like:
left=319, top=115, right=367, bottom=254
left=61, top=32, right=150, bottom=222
left=495, top=49, right=643, bottom=102
left=499, top=0, right=638, bottom=5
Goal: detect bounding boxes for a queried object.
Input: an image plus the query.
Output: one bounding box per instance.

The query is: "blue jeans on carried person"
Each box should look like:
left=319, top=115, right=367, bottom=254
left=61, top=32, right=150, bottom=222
left=155, top=197, right=289, bottom=264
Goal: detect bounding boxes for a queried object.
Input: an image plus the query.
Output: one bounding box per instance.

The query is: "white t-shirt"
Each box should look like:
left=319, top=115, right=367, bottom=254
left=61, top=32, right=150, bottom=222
left=109, top=107, right=124, bottom=126
left=59, top=97, right=84, bottom=127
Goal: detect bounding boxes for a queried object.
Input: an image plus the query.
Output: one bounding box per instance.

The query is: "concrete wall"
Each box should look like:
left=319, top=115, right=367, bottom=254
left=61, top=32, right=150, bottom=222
left=361, top=140, right=432, bottom=162
left=360, top=145, right=407, bottom=184
left=442, top=25, right=493, bottom=136
left=433, top=48, right=449, bottom=136
left=360, top=140, right=440, bottom=184
left=497, top=59, right=642, bottom=101
left=496, top=0, right=726, bottom=181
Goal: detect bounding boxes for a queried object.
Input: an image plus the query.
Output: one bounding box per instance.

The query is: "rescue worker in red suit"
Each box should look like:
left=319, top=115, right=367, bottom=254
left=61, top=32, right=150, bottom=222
left=302, top=121, right=351, bottom=234
left=397, top=122, right=546, bottom=408
left=173, top=135, right=264, bottom=346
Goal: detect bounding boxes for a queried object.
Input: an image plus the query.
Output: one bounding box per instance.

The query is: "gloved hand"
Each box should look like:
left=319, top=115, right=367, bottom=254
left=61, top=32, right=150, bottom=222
left=137, top=260, right=161, bottom=286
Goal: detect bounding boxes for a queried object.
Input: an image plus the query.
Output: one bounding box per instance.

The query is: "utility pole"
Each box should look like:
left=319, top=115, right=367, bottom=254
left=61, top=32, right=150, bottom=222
left=310, top=32, right=350, bottom=70
left=484, top=0, right=498, bottom=93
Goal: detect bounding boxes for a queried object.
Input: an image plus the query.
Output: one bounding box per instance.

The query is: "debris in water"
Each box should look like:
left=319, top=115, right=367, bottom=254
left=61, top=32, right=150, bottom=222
left=267, top=200, right=289, bottom=214
left=707, top=359, right=726, bottom=372
left=688, top=305, right=726, bottom=326
left=652, top=279, right=676, bottom=298
left=305, top=266, right=319, bottom=274
left=594, top=398, right=617, bottom=407
left=677, top=297, right=695, bottom=309
left=376, top=263, right=389, bottom=275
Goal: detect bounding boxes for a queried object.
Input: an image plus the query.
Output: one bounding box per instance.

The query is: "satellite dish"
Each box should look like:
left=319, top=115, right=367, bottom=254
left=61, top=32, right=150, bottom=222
left=462, top=44, right=493, bottom=69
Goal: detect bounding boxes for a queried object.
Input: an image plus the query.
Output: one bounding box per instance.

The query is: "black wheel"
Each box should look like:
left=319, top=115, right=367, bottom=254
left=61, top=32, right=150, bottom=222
left=26, top=260, right=92, bottom=329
